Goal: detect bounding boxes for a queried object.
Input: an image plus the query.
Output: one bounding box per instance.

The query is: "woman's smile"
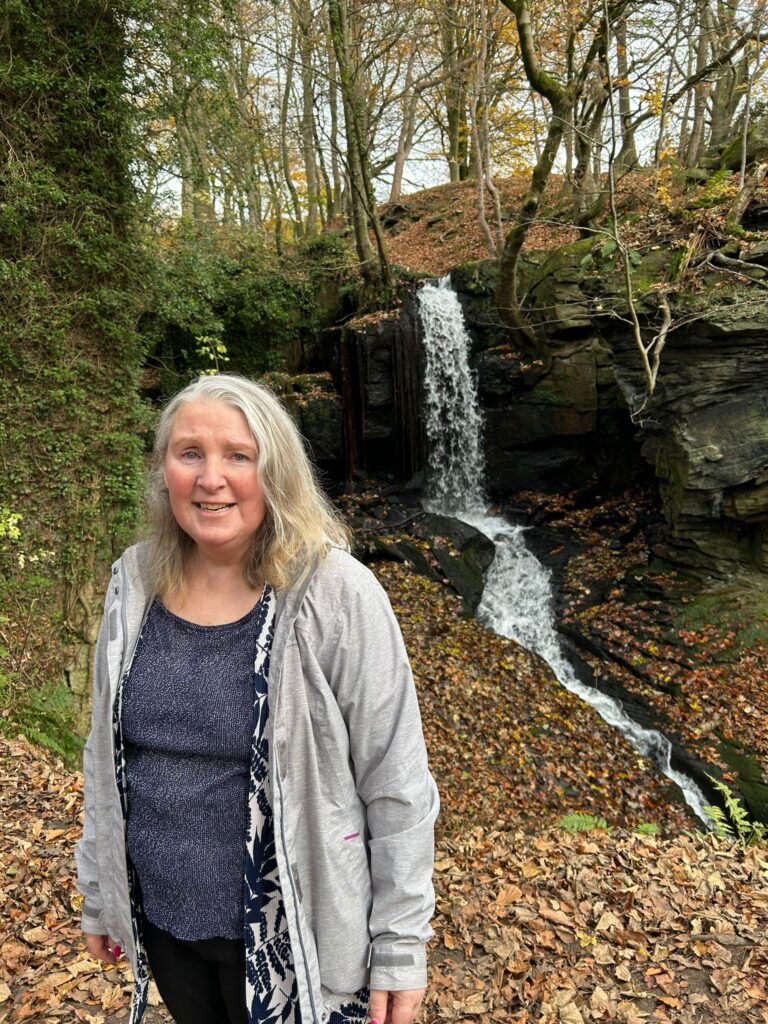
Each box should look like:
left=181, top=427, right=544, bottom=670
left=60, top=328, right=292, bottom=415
left=163, top=399, right=267, bottom=560
left=194, top=502, right=236, bottom=512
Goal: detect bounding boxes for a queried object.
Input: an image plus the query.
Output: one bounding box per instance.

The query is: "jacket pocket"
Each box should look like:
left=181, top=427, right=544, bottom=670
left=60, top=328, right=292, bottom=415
left=314, top=822, right=372, bottom=993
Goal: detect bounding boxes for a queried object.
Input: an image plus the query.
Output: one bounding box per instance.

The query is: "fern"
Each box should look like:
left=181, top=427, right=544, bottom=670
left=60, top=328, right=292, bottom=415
left=634, top=822, right=660, bottom=835
left=704, top=775, right=767, bottom=847
left=556, top=813, right=610, bottom=834
left=0, top=673, right=82, bottom=765
left=689, top=167, right=732, bottom=209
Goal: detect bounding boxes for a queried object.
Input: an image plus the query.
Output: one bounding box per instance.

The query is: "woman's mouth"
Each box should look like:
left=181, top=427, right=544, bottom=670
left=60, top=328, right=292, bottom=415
left=195, top=502, right=235, bottom=511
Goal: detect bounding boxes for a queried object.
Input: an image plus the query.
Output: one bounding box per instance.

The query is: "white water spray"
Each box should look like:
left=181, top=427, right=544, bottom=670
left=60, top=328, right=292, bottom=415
left=417, top=277, right=710, bottom=824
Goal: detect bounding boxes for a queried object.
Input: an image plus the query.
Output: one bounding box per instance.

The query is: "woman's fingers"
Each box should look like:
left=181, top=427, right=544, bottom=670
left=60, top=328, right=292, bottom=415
left=84, top=932, right=119, bottom=965
left=369, top=988, right=425, bottom=1024
left=369, top=988, right=390, bottom=1024
left=390, top=989, right=424, bottom=1024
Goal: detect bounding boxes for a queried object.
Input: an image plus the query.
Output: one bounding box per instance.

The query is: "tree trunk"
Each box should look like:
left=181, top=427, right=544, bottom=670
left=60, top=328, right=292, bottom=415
left=684, top=3, right=711, bottom=166
left=388, top=42, right=419, bottom=203
left=496, top=96, right=570, bottom=357
left=279, top=21, right=304, bottom=234
left=441, top=0, right=471, bottom=182
left=328, top=0, right=385, bottom=288
left=615, top=18, right=637, bottom=168
left=326, top=35, right=343, bottom=220
left=295, top=0, right=320, bottom=235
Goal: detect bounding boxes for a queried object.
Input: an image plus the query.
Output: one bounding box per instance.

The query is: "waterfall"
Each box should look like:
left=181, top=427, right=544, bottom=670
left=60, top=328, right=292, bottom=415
left=417, top=276, right=710, bottom=825
left=418, top=277, right=486, bottom=514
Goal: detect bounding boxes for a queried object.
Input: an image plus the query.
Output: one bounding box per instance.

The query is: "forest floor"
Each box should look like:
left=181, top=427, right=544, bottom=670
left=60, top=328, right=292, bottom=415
left=512, top=487, right=768, bottom=819
left=2, top=535, right=767, bottom=1024
left=380, top=169, right=768, bottom=276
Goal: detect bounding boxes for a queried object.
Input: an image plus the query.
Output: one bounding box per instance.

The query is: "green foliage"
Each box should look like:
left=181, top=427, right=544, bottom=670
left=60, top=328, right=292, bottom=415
left=141, top=224, right=353, bottom=395
left=0, top=1, right=148, bottom=750
left=0, top=670, right=82, bottom=764
left=581, top=239, right=642, bottom=275
left=0, top=508, right=23, bottom=542
left=688, top=168, right=732, bottom=209
left=555, top=813, right=611, bottom=834
left=704, top=775, right=766, bottom=847
left=672, top=576, right=768, bottom=659
left=634, top=822, right=660, bottom=835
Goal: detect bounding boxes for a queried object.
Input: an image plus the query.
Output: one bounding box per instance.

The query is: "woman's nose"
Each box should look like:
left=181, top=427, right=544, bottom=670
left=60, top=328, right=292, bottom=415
left=196, top=457, right=226, bottom=489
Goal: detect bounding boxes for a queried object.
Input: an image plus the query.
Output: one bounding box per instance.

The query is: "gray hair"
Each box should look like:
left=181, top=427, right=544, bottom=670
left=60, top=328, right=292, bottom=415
left=146, top=373, right=349, bottom=594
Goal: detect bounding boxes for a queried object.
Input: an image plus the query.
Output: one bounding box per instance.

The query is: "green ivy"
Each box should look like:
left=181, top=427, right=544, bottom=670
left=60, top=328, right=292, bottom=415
left=0, top=0, right=148, bottom=756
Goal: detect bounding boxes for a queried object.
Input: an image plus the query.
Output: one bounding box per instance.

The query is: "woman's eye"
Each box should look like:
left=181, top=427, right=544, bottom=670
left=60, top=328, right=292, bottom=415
left=181, top=450, right=200, bottom=460
left=231, top=452, right=248, bottom=462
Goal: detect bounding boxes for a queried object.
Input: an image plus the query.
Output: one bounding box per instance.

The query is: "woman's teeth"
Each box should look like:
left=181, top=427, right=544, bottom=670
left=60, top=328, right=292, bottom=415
left=196, top=503, right=234, bottom=510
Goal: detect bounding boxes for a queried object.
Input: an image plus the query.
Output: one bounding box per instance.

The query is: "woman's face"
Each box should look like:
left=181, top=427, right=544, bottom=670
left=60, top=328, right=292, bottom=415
left=163, top=399, right=267, bottom=564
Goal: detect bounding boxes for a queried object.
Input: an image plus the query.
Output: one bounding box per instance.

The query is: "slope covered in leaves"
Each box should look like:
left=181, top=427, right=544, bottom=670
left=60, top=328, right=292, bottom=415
left=379, top=560, right=694, bottom=835
left=1, top=560, right=766, bottom=1023
left=382, top=170, right=768, bottom=277
left=514, top=487, right=768, bottom=815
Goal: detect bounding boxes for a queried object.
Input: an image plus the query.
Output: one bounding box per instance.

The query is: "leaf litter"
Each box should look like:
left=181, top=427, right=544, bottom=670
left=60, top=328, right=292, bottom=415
left=1, top=555, right=767, bottom=1023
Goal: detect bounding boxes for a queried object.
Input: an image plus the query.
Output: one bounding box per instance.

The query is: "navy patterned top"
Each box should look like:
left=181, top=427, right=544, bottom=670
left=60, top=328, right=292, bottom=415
left=122, top=596, right=263, bottom=940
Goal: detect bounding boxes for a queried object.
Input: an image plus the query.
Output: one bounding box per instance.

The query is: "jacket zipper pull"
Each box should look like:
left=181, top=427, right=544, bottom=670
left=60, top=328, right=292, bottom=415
left=367, top=943, right=374, bottom=968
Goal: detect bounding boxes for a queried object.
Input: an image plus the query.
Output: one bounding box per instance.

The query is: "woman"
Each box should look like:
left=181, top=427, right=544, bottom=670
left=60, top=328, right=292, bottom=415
left=75, top=373, right=439, bottom=1024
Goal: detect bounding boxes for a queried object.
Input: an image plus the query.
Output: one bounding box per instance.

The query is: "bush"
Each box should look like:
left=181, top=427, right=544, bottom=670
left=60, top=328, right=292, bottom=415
left=140, top=224, right=353, bottom=395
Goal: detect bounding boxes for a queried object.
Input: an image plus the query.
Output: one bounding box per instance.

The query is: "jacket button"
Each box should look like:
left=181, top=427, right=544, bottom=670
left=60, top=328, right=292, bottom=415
left=112, top=566, right=119, bottom=575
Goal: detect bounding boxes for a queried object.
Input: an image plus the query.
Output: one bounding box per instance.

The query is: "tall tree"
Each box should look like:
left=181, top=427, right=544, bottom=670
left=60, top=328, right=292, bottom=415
left=327, top=0, right=392, bottom=289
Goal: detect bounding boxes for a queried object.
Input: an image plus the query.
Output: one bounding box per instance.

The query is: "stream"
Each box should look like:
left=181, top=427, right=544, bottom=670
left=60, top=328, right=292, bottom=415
left=417, top=276, right=711, bottom=825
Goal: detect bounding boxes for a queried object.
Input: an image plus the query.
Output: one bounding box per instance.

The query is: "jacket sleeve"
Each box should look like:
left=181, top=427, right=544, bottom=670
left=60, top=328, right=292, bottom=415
left=326, top=566, right=440, bottom=992
left=74, top=606, right=110, bottom=936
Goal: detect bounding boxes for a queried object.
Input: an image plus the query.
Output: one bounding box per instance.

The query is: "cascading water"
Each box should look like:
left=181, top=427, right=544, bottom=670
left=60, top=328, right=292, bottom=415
left=420, top=282, right=487, bottom=514
left=417, top=276, right=710, bottom=824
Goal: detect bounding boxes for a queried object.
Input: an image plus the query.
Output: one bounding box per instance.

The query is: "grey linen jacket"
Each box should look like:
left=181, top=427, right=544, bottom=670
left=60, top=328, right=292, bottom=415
left=75, top=542, right=440, bottom=1022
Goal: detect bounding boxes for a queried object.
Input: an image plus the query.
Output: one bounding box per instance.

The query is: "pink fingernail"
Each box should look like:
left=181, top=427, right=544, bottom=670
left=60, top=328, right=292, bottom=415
left=112, top=945, right=121, bottom=958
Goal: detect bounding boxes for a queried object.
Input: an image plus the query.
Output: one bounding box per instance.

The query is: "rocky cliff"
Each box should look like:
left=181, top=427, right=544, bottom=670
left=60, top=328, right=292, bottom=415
left=335, top=242, right=768, bottom=578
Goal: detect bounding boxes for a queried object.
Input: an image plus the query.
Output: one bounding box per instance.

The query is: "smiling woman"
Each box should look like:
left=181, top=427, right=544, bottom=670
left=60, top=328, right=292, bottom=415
left=162, top=401, right=267, bottom=591
left=75, top=373, right=439, bottom=1024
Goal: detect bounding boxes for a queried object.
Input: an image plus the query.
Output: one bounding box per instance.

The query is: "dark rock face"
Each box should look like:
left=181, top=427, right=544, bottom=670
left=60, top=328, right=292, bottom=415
left=602, top=313, right=768, bottom=576
left=453, top=244, right=768, bottom=578
left=451, top=262, right=642, bottom=499
left=340, top=271, right=641, bottom=502
left=292, top=244, right=768, bottom=580
left=571, top=244, right=768, bottom=576
left=358, top=509, right=495, bottom=614
left=299, top=394, right=342, bottom=463
left=272, top=377, right=344, bottom=478
left=412, top=512, right=496, bottom=612
left=339, top=294, right=425, bottom=484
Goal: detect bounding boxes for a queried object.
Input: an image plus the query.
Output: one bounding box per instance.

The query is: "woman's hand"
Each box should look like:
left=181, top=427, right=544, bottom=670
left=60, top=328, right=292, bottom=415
left=369, top=988, right=425, bottom=1024
left=85, top=932, right=121, bottom=965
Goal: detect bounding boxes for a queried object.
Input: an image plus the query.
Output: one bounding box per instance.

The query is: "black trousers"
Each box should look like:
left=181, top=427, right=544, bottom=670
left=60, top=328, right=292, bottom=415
left=143, top=919, right=248, bottom=1024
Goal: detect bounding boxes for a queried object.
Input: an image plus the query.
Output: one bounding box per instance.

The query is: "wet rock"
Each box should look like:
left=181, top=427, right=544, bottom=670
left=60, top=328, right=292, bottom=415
left=600, top=301, right=768, bottom=577
left=300, top=394, right=342, bottom=462
left=412, top=513, right=495, bottom=613
left=341, top=296, right=425, bottom=482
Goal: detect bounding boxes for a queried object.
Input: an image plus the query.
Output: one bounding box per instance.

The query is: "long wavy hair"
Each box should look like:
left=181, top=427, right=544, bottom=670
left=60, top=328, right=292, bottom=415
left=146, top=373, right=350, bottom=595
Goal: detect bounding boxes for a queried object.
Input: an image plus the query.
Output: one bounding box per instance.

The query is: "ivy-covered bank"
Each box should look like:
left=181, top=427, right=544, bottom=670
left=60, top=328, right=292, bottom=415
left=0, top=1, right=148, bottom=755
